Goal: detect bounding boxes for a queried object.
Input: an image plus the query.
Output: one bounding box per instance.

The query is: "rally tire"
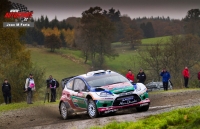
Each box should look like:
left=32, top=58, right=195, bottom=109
left=60, top=102, right=68, bottom=120
left=87, top=99, right=98, bottom=118
left=136, top=105, right=149, bottom=112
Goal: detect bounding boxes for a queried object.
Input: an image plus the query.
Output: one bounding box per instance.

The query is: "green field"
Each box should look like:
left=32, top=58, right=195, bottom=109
left=29, top=36, right=170, bottom=79
left=29, top=47, right=89, bottom=81
left=141, top=36, right=171, bottom=45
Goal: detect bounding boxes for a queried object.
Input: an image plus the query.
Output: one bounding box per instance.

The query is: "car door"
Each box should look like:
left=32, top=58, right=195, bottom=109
left=71, top=78, right=87, bottom=110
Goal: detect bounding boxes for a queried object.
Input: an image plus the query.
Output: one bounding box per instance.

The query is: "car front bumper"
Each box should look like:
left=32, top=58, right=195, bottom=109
left=97, top=98, right=150, bottom=114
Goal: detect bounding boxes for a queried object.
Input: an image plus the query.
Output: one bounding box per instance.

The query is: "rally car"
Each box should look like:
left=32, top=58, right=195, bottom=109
left=59, top=70, right=150, bottom=119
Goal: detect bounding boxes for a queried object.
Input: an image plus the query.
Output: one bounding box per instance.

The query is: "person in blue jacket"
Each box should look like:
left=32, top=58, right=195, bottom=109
left=160, top=68, right=171, bottom=91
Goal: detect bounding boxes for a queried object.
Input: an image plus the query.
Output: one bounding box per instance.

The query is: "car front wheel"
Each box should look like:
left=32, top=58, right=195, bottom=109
left=60, top=102, right=68, bottom=120
left=87, top=99, right=98, bottom=118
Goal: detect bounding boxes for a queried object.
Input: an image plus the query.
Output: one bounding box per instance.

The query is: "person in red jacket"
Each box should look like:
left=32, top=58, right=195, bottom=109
left=182, top=67, right=190, bottom=88
left=126, top=69, right=134, bottom=82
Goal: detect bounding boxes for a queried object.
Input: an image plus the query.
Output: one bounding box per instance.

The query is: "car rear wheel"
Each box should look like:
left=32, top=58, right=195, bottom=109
left=136, top=105, right=149, bottom=112
left=87, top=99, right=98, bottom=118
left=60, top=102, right=68, bottom=120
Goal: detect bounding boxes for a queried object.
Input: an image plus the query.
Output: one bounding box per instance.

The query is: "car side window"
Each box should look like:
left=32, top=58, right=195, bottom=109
left=73, top=79, right=86, bottom=91
left=66, top=80, right=74, bottom=90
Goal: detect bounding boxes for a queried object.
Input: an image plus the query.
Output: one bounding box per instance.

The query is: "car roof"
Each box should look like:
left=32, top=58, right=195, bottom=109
left=77, top=70, right=116, bottom=80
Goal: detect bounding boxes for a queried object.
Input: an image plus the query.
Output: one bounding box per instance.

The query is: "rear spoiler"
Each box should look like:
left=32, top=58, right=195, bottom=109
left=61, top=76, right=76, bottom=89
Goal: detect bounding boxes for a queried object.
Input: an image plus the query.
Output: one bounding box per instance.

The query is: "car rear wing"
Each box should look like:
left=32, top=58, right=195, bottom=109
left=61, top=76, right=76, bottom=89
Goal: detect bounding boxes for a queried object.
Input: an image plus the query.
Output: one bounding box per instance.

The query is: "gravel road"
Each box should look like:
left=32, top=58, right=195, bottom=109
left=0, top=89, right=200, bottom=129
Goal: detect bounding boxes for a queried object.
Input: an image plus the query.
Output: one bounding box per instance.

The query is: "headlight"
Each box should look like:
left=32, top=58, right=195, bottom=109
left=96, top=92, right=113, bottom=97
left=134, top=84, right=141, bottom=91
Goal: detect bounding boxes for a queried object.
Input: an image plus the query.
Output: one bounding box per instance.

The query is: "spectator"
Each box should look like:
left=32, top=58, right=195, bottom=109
left=46, top=75, right=57, bottom=102
left=160, top=68, right=171, bottom=91
left=182, top=67, right=190, bottom=88
left=126, top=69, right=134, bottom=82
left=137, top=69, right=146, bottom=84
left=2, top=79, right=11, bottom=104
left=25, top=73, right=35, bottom=104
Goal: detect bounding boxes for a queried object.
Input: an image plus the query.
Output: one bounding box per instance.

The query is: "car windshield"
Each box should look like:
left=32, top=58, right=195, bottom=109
left=85, top=73, right=130, bottom=87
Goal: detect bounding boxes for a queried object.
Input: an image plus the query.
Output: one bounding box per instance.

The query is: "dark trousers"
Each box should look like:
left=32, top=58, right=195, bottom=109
left=163, top=82, right=168, bottom=91
left=184, top=77, right=189, bottom=88
left=3, top=92, right=11, bottom=104
left=50, top=88, right=56, bottom=102
left=27, top=90, right=33, bottom=104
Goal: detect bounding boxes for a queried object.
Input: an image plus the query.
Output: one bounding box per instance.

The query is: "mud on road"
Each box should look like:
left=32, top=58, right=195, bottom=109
left=0, top=89, right=200, bottom=129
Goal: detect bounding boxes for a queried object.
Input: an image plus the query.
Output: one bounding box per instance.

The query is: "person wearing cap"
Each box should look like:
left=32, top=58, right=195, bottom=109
left=2, top=79, right=11, bottom=104
left=182, top=67, right=190, bottom=88
left=160, top=68, right=171, bottom=91
left=126, top=69, right=134, bottom=82
left=137, top=69, right=146, bottom=84
left=25, top=73, right=36, bottom=104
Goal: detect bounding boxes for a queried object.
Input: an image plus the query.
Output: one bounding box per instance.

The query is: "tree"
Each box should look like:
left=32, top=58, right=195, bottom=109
left=138, top=42, right=163, bottom=81
left=140, top=22, right=155, bottom=38
left=0, top=0, right=46, bottom=103
left=21, top=27, right=44, bottom=45
left=138, top=35, right=200, bottom=87
left=103, top=8, right=122, bottom=42
left=145, top=22, right=155, bottom=38
left=44, top=15, right=49, bottom=28
left=62, top=28, right=75, bottom=48
left=60, top=31, right=67, bottom=48
left=184, top=9, right=200, bottom=36
left=185, top=9, right=200, bottom=20
left=50, top=16, right=59, bottom=29
left=80, top=6, right=117, bottom=69
left=41, top=27, right=60, bottom=37
left=44, top=34, right=61, bottom=52
left=121, top=16, right=142, bottom=49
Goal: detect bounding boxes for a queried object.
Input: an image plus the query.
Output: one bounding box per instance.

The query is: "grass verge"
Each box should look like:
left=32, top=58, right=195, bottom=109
left=0, top=100, right=59, bottom=113
left=91, top=105, right=200, bottom=129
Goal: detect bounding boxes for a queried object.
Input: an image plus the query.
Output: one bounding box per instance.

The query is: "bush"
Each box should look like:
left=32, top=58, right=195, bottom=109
left=0, top=65, right=46, bottom=103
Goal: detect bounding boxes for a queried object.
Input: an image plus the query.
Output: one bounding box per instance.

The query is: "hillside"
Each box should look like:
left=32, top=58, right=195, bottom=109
left=29, top=36, right=171, bottom=79
left=29, top=47, right=89, bottom=81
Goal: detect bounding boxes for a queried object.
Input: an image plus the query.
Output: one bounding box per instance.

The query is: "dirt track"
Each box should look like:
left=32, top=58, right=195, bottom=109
left=0, top=89, right=200, bottom=129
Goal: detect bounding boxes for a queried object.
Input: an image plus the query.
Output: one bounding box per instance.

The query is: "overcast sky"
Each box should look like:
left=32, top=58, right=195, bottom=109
left=11, top=0, right=200, bottom=21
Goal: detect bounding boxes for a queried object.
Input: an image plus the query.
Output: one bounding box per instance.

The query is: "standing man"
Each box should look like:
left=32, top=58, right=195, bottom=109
left=25, top=73, right=35, bottom=104
left=46, top=75, right=57, bottom=102
left=182, top=67, right=190, bottom=88
left=126, top=69, right=134, bottom=82
left=2, top=79, right=11, bottom=104
left=160, top=68, right=171, bottom=91
left=137, top=69, right=146, bottom=84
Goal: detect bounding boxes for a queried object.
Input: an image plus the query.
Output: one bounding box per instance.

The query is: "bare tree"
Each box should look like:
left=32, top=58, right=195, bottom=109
left=137, top=34, right=200, bottom=87
left=138, top=41, right=164, bottom=81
